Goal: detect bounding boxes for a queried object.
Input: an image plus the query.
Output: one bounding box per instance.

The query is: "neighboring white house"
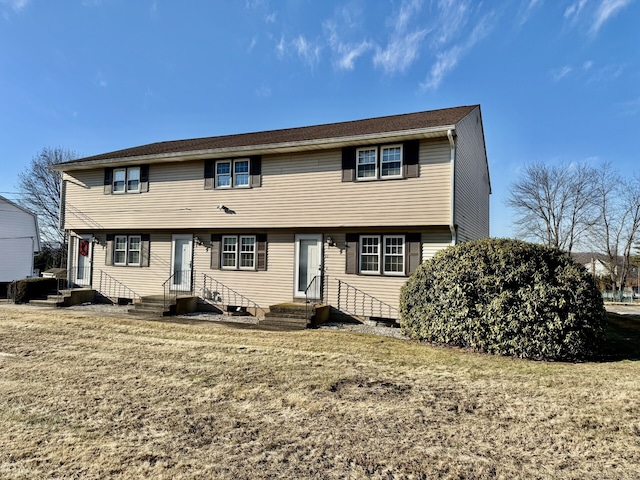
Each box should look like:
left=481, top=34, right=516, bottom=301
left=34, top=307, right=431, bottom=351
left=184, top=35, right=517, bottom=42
left=0, top=195, right=41, bottom=282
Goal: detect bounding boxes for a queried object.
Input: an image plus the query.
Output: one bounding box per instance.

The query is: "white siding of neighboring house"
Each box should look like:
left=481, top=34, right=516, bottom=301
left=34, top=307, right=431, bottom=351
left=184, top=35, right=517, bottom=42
left=0, top=197, right=40, bottom=282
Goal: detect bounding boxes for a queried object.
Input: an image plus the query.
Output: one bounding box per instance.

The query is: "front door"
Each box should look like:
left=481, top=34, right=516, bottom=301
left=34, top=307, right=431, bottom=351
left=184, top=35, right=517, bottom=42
left=294, top=234, right=322, bottom=299
left=171, top=234, right=193, bottom=292
left=75, top=235, right=93, bottom=286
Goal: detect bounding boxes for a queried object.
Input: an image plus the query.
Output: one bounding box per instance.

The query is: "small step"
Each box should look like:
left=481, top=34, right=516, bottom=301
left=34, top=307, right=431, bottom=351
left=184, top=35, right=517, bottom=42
left=29, top=299, right=64, bottom=307
left=258, top=317, right=308, bottom=330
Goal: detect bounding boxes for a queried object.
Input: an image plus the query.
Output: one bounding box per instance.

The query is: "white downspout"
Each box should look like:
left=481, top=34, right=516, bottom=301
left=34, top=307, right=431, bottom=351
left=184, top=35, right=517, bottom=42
left=447, top=129, right=457, bottom=245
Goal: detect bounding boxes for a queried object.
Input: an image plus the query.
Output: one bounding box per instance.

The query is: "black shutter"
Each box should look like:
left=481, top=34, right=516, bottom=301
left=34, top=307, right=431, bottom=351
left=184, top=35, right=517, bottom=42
left=204, top=159, right=215, bottom=190
left=140, top=165, right=149, bottom=192
left=104, top=168, right=113, bottom=194
left=405, top=233, right=421, bottom=275
left=342, top=147, right=356, bottom=182
left=105, top=234, right=115, bottom=266
left=256, top=234, right=267, bottom=271
left=345, top=233, right=359, bottom=274
left=141, top=234, right=150, bottom=267
left=403, top=140, right=419, bottom=178
left=210, top=234, right=222, bottom=269
left=250, top=156, right=262, bottom=188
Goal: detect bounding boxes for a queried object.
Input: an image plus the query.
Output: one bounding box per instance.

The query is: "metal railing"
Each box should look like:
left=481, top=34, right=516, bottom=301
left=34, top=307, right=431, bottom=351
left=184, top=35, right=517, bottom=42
left=96, top=270, right=141, bottom=303
left=602, top=290, right=640, bottom=303
left=163, top=269, right=195, bottom=311
left=201, top=273, right=264, bottom=317
left=305, top=274, right=323, bottom=322
left=336, top=279, right=399, bottom=320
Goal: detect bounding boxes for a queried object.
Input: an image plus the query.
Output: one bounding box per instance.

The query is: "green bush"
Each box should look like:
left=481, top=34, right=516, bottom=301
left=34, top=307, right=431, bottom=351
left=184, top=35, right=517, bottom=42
left=11, top=277, right=57, bottom=304
left=399, top=238, right=606, bottom=361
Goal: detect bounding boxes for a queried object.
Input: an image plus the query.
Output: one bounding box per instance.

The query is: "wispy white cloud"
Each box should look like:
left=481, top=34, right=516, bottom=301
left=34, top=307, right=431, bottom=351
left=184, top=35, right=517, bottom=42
left=0, top=0, right=29, bottom=12
left=518, top=0, right=544, bottom=26
left=265, top=12, right=276, bottom=24
left=619, top=97, right=640, bottom=116
left=582, top=60, right=594, bottom=70
left=293, top=35, right=321, bottom=68
left=255, top=85, right=272, bottom=98
left=373, top=0, right=428, bottom=75
left=323, top=6, right=373, bottom=71
left=551, top=65, right=573, bottom=81
left=95, top=71, right=108, bottom=88
left=564, top=0, right=588, bottom=19
left=586, top=63, right=624, bottom=83
left=421, top=11, right=495, bottom=90
left=590, top=0, right=633, bottom=34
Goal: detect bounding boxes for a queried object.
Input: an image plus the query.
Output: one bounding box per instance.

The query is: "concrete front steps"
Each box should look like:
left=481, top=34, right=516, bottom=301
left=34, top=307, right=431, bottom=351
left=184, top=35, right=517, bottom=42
left=259, top=303, right=330, bottom=330
left=29, top=288, right=95, bottom=308
left=128, top=295, right=199, bottom=318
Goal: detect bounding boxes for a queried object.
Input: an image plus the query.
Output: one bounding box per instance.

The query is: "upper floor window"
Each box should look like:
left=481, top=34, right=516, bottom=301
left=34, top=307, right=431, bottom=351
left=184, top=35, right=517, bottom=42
left=113, top=167, right=140, bottom=193
left=342, top=141, right=419, bottom=182
left=104, top=166, right=148, bottom=194
left=209, top=158, right=255, bottom=189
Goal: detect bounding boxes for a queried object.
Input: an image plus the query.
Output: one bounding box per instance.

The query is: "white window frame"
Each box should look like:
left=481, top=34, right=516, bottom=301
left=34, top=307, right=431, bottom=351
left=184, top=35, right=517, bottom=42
left=113, top=167, right=141, bottom=194
left=383, top=235, right=405, bottom=275
left=233, top=159, right=250, bottom=188
left=113, top=234, right=141, bottom=266
left=221, top=235, right=256, bottom=270
left=239, top=235, right=256, bottom=270
left=221, top=235, right=238, bottom=269
left=216, top=161, right=232, bottom=189
left=359, top=234, right=406, bottom=275
left=359, top=235, right=381, bottom=274
left=356, top=147, right=378, bottom=181
left=380, top=145, right=403, bottom=179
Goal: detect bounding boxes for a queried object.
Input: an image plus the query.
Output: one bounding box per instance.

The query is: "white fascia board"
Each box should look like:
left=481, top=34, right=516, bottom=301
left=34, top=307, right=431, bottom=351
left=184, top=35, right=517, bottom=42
left=53, top=126, right=454, bottom=171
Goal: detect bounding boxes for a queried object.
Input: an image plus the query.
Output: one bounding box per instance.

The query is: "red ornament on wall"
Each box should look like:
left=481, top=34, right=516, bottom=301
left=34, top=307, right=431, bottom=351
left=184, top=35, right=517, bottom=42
left=79, top=240, right=89, bottom=257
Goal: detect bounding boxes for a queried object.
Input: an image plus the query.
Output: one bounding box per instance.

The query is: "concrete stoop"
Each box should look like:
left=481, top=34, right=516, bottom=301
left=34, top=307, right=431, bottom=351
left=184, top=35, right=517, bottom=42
left=259, top=303, right=330, bottom=330
left=29, top=288, right=95, bottom=308
left=128, top=295, right=198, bottom=318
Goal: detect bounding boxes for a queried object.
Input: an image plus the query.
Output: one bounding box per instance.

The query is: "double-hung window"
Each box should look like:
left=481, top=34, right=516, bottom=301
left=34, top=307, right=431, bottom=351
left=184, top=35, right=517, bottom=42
left=359, top=235, right=405, bottom=275
left=216, top=159, right=250, bottom=188
left=114, top=235, right=141, bottom=266
left=113, top=167, right=141, bottom=193
left=381, top=145, right=403, bottom=178
left=222, top=235, right=256, bottom=270
left=356, top=148, right=378, bottom=180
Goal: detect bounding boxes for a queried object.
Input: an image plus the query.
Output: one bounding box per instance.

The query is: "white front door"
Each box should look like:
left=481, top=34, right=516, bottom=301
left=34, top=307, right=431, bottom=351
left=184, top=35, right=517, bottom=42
left=294, top=234, right=322, bottom=299
left=75, top=235, right=93, bottom=286
left=170, top=234, right=193, bottom=292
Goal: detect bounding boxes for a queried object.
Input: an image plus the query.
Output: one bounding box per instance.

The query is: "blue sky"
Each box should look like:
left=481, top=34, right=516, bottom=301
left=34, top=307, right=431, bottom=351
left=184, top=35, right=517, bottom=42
left=0, top=0, right=638, bottom=238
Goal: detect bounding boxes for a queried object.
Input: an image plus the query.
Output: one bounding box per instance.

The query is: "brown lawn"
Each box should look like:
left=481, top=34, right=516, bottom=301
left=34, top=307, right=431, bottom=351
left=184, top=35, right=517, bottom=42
left=1, top=304, right=639, bottom=479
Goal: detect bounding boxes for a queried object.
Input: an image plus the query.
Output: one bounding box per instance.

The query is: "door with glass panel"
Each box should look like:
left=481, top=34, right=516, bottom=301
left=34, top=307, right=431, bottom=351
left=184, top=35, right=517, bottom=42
left=294, top=234, right=322, bottom=299
left=170, top=234, right=193, bottom=292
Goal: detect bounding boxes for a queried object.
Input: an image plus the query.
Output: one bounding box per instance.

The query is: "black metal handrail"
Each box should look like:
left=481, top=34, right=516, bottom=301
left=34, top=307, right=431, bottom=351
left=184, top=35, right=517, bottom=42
left=163, top=269, right=194, bottom=311
left=201, top=273, right=264, bottom=317
left=304, top=274, right=323, bottom=322
left=96, top=270, right=141, bottom=303
left=336, top=279, right=399, bottom=320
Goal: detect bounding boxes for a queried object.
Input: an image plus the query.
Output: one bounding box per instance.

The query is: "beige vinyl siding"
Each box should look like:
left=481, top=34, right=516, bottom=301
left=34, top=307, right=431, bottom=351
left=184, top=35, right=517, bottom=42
left=454, top=106, right=491, bottom=241
left=63, top=140, right=451, bottom=231
left=421, top=229, right=453, bottom=259
left=192, top=232, right=293, bottom=309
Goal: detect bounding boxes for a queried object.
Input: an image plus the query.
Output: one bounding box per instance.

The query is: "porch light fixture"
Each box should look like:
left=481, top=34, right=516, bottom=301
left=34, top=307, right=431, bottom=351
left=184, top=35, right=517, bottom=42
left=194, top=236, right=210, bottom=251
left=326, top=236, right=336, bottom=247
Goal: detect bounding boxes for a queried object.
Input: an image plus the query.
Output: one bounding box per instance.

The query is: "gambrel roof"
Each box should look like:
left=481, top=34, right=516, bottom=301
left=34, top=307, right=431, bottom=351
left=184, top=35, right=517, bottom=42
left=54, top=105, right=479, bottom=170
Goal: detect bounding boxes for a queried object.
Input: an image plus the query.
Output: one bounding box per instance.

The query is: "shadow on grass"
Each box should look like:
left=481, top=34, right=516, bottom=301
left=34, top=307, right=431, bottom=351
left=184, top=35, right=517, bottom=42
left=600, top=312, right=640, bottom=361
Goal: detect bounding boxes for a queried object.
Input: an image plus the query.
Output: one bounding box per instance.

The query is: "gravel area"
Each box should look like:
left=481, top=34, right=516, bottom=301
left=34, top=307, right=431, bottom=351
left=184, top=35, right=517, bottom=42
left=55, top=303, right=408, bottom=338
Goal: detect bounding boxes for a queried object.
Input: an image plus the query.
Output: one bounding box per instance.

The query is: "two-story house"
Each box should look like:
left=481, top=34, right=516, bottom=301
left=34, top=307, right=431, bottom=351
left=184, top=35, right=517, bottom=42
left=54, top=105, right=490, bottom=320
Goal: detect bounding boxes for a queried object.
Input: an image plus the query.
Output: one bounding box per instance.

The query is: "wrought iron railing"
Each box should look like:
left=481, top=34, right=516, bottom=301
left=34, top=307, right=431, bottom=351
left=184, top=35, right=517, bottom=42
left=96, top=270, right=141, bottom=303
left=163, top=269, right=195, bottom=311
left=305, top=274, right=323, bottom=322
left=336, top=279, right=399, bottom=320
left=201, top=273, right=264, bottom=317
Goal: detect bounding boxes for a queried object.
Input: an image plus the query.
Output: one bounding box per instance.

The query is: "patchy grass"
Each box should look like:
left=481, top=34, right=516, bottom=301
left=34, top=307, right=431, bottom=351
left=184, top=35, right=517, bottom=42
left=1, top=305, right=640, bottom=479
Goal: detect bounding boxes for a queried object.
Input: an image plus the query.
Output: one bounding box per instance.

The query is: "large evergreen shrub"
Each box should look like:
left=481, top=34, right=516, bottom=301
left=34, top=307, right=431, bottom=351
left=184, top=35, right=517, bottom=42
left=399, top=238, right=606, bottom=361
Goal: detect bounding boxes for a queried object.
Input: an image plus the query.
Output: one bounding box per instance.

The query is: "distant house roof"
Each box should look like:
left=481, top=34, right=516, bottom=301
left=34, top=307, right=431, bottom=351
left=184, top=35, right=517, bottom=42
left=53, top=105, right=479, bottom=171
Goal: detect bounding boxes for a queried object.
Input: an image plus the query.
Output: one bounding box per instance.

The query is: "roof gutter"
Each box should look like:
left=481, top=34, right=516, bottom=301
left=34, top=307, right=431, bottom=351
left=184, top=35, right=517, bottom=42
left=447, top=129, right=457, bottom=246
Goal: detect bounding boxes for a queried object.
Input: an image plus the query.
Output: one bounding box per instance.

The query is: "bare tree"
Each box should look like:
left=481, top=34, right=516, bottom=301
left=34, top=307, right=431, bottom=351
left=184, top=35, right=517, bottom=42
left=589, top=163, right=640, bottom=297
left=16, top=147, right=77, bottom=247
left=507, top=162, right=598, bottom=253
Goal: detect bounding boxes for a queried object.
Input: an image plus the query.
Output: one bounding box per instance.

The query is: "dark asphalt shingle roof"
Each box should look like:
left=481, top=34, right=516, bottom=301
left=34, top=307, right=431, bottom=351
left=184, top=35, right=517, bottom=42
left=60, top=105, right=478, bottom=165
